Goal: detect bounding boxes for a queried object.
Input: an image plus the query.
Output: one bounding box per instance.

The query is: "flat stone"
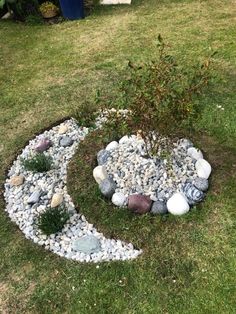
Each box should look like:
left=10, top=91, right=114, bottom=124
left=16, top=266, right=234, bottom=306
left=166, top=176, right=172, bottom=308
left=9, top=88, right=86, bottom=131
left=72, top=235, right=101, bottom=254
left=128, top=194, right=152, bottom=214
left=167, top=193, right=190, bottom=216
left=35, top=138, right=52, bottom=153
left=93, top=166, right=108, bottom=184
left=58, top=124, right=68, bottom=134
left=151, top=200, right=168, bottom=215
left=111, top=192, right=127, bottom=207
left=9, top=175, right=24, bottom=186
left=50, top=193, right=63, bottom=208
left=193, top=177, right=209, bottom=192
left=59, top=136, right=73, bottom=147
left=28, top=190, right=41, bottom=205
left=97, top=149, right=110, bottom=165
left=187, top=147, right=203, bottom=160
left=195, top=158, right=212, bottom=179
left=106, top=141, right=119, bottom=151
left=182, top=182, right=205, bottom=205
left=99, top=178, right=116, bottom=199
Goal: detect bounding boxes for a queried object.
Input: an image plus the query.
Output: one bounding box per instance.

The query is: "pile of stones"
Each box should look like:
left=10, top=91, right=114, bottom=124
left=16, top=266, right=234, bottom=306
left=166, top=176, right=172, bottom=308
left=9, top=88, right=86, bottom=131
left=93, top=134, right=211, bottom=216
left=4, top=118, right=141, bottom=263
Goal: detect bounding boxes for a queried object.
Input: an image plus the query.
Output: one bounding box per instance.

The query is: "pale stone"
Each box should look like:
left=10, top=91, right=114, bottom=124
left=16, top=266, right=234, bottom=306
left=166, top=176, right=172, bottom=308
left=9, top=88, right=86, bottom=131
left=106, top=141, right=119, bottom=151
left=119, top=135, right=130, bottom=144
left=58, top=124, right=68, bottom=134
left=187, top=147, right=203, bottom=160
left=93, top=166, right=108, bottom=184
left=9, top=175, right=24, bottom=186
left=50, top=193, right=63, bottom=208
left=167, top=193, right=190, bottom=216
left=195, top=159, right=212, bottom=179
left=111, top=192, right=127, bottom=207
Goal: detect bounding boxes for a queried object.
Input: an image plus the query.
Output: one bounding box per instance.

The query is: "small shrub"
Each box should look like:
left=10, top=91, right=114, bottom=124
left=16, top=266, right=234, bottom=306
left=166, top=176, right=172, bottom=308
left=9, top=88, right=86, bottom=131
left=73, top=101, right=98, bottom=128
left=22, top=153, right=53, bottom=172
left=37, top=206, right=69, bottom=235
left=100, top=35, right=214, bottom=157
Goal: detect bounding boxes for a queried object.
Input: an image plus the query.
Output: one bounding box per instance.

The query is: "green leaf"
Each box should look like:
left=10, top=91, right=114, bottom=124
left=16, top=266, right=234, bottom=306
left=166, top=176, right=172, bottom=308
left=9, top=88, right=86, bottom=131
left=0, top=0, right=5, bottom=9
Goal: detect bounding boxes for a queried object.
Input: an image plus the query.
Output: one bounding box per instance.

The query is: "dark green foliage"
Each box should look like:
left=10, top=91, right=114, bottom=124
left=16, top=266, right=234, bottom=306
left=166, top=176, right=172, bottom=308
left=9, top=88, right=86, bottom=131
left=8, top=0, right=40, bottom=21
left=37, top=206, right=69, bottom=236
left=22, top=153, right=53, bottom=172
left=73, top=101, right=98, bottom=128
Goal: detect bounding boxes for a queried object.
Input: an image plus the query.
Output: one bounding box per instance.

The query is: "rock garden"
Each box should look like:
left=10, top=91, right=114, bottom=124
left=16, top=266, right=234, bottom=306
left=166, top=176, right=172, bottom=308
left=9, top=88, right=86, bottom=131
left=3, top=36, right=214, bottom=263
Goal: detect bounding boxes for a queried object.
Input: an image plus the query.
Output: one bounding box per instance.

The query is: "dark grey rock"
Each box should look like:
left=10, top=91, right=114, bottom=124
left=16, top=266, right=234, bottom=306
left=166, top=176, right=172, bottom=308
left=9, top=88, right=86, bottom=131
left=193, top=177, right=209, bottom=192
left=97, top=149, right=111, bottom=165
left=99, top=178, right=116, bottom=199
left=183, top=183, right=205, bottom=205
left=59, top=136, right=73, bottom=147
left=151, top=200, right=168, bottom=215
left=27, top=190, right=41, bottom=205
left=72, top=235, right=101, bottom=254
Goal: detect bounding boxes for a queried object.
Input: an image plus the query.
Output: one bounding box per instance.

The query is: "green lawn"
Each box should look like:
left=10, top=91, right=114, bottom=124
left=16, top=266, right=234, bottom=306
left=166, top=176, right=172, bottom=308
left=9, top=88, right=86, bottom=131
left=1, top=0, right=236, bottom=313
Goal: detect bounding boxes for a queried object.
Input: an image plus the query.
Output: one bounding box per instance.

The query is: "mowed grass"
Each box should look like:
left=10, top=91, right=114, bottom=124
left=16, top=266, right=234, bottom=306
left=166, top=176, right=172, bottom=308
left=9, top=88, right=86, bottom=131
left=0, top=0, right=236, bottom=312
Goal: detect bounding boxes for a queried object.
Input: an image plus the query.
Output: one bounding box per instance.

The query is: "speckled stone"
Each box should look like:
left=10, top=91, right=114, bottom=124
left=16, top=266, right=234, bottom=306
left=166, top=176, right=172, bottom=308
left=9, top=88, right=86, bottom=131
left=99, top=178, right=116, bottom=199
left=151, top=200, right=168, bottom=215
left=59, top=136, right=73, bottom=147
left=97, top=149, right=111, bottom=165
left=193, top=177, right=209, bottom=192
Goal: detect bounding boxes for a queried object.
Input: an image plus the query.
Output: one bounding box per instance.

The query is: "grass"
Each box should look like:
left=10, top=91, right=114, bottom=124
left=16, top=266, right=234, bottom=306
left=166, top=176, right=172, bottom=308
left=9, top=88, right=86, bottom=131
left=0, top=0, right=236, bottom=312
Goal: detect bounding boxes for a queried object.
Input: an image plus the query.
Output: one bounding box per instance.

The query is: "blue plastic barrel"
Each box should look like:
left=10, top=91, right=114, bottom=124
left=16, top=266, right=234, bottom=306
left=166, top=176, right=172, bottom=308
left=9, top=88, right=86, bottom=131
left=59, top=0, right=84, bottom=20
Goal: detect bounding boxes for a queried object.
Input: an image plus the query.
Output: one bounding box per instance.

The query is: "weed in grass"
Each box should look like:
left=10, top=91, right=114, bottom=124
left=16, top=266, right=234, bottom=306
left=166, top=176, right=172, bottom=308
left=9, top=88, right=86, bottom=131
left=22, top=153, right=53, bottom=172
left=37, top=206, right=69, bottom=236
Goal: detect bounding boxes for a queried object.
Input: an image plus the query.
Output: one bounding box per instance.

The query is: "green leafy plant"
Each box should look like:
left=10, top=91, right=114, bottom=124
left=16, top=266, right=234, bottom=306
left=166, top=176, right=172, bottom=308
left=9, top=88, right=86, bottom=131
left=73, top=101, right=98, bottom=128
left=106, top=35, right=214, bottom=157
left=22, top=153, right=53, bottom=172
left=0, top=0, right=40, bottom=21
left=37, top=206, right=69, bottom=235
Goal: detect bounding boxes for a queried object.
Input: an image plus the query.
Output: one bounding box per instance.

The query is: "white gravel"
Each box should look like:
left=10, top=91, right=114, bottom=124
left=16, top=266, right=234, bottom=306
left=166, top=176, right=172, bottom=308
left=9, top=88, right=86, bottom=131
left=4, top=118, right=141, bottom=263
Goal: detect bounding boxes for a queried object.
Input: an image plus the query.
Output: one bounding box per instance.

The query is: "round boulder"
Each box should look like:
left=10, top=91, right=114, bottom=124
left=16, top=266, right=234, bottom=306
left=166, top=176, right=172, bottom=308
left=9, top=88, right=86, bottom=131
left=97, top=149, right=110, bottom=166
left=167, top=193, right=190, bottom=216
left=99, top=178, right=116, bottom=199
left=182, top=182, right=205, bottom=205
left=193, top=177, right=209, bottom=192
left=195, top=158, right=212, bottom=179
left=106, top=141, right=119, bottom=151
left=93, top=166, right=108, bottom=184
left=111, top=192, right=127, bottom=207
left=151, top=200, right=168, bottom=215
left=128, top=194, right=152, bottom=214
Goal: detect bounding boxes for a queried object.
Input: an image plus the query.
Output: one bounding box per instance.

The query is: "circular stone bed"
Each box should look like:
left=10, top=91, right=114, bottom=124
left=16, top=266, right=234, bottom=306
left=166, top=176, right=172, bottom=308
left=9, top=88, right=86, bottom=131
left=4, top=118, right=141, bottom=263
left=93, top=134, right=211, bottom=216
